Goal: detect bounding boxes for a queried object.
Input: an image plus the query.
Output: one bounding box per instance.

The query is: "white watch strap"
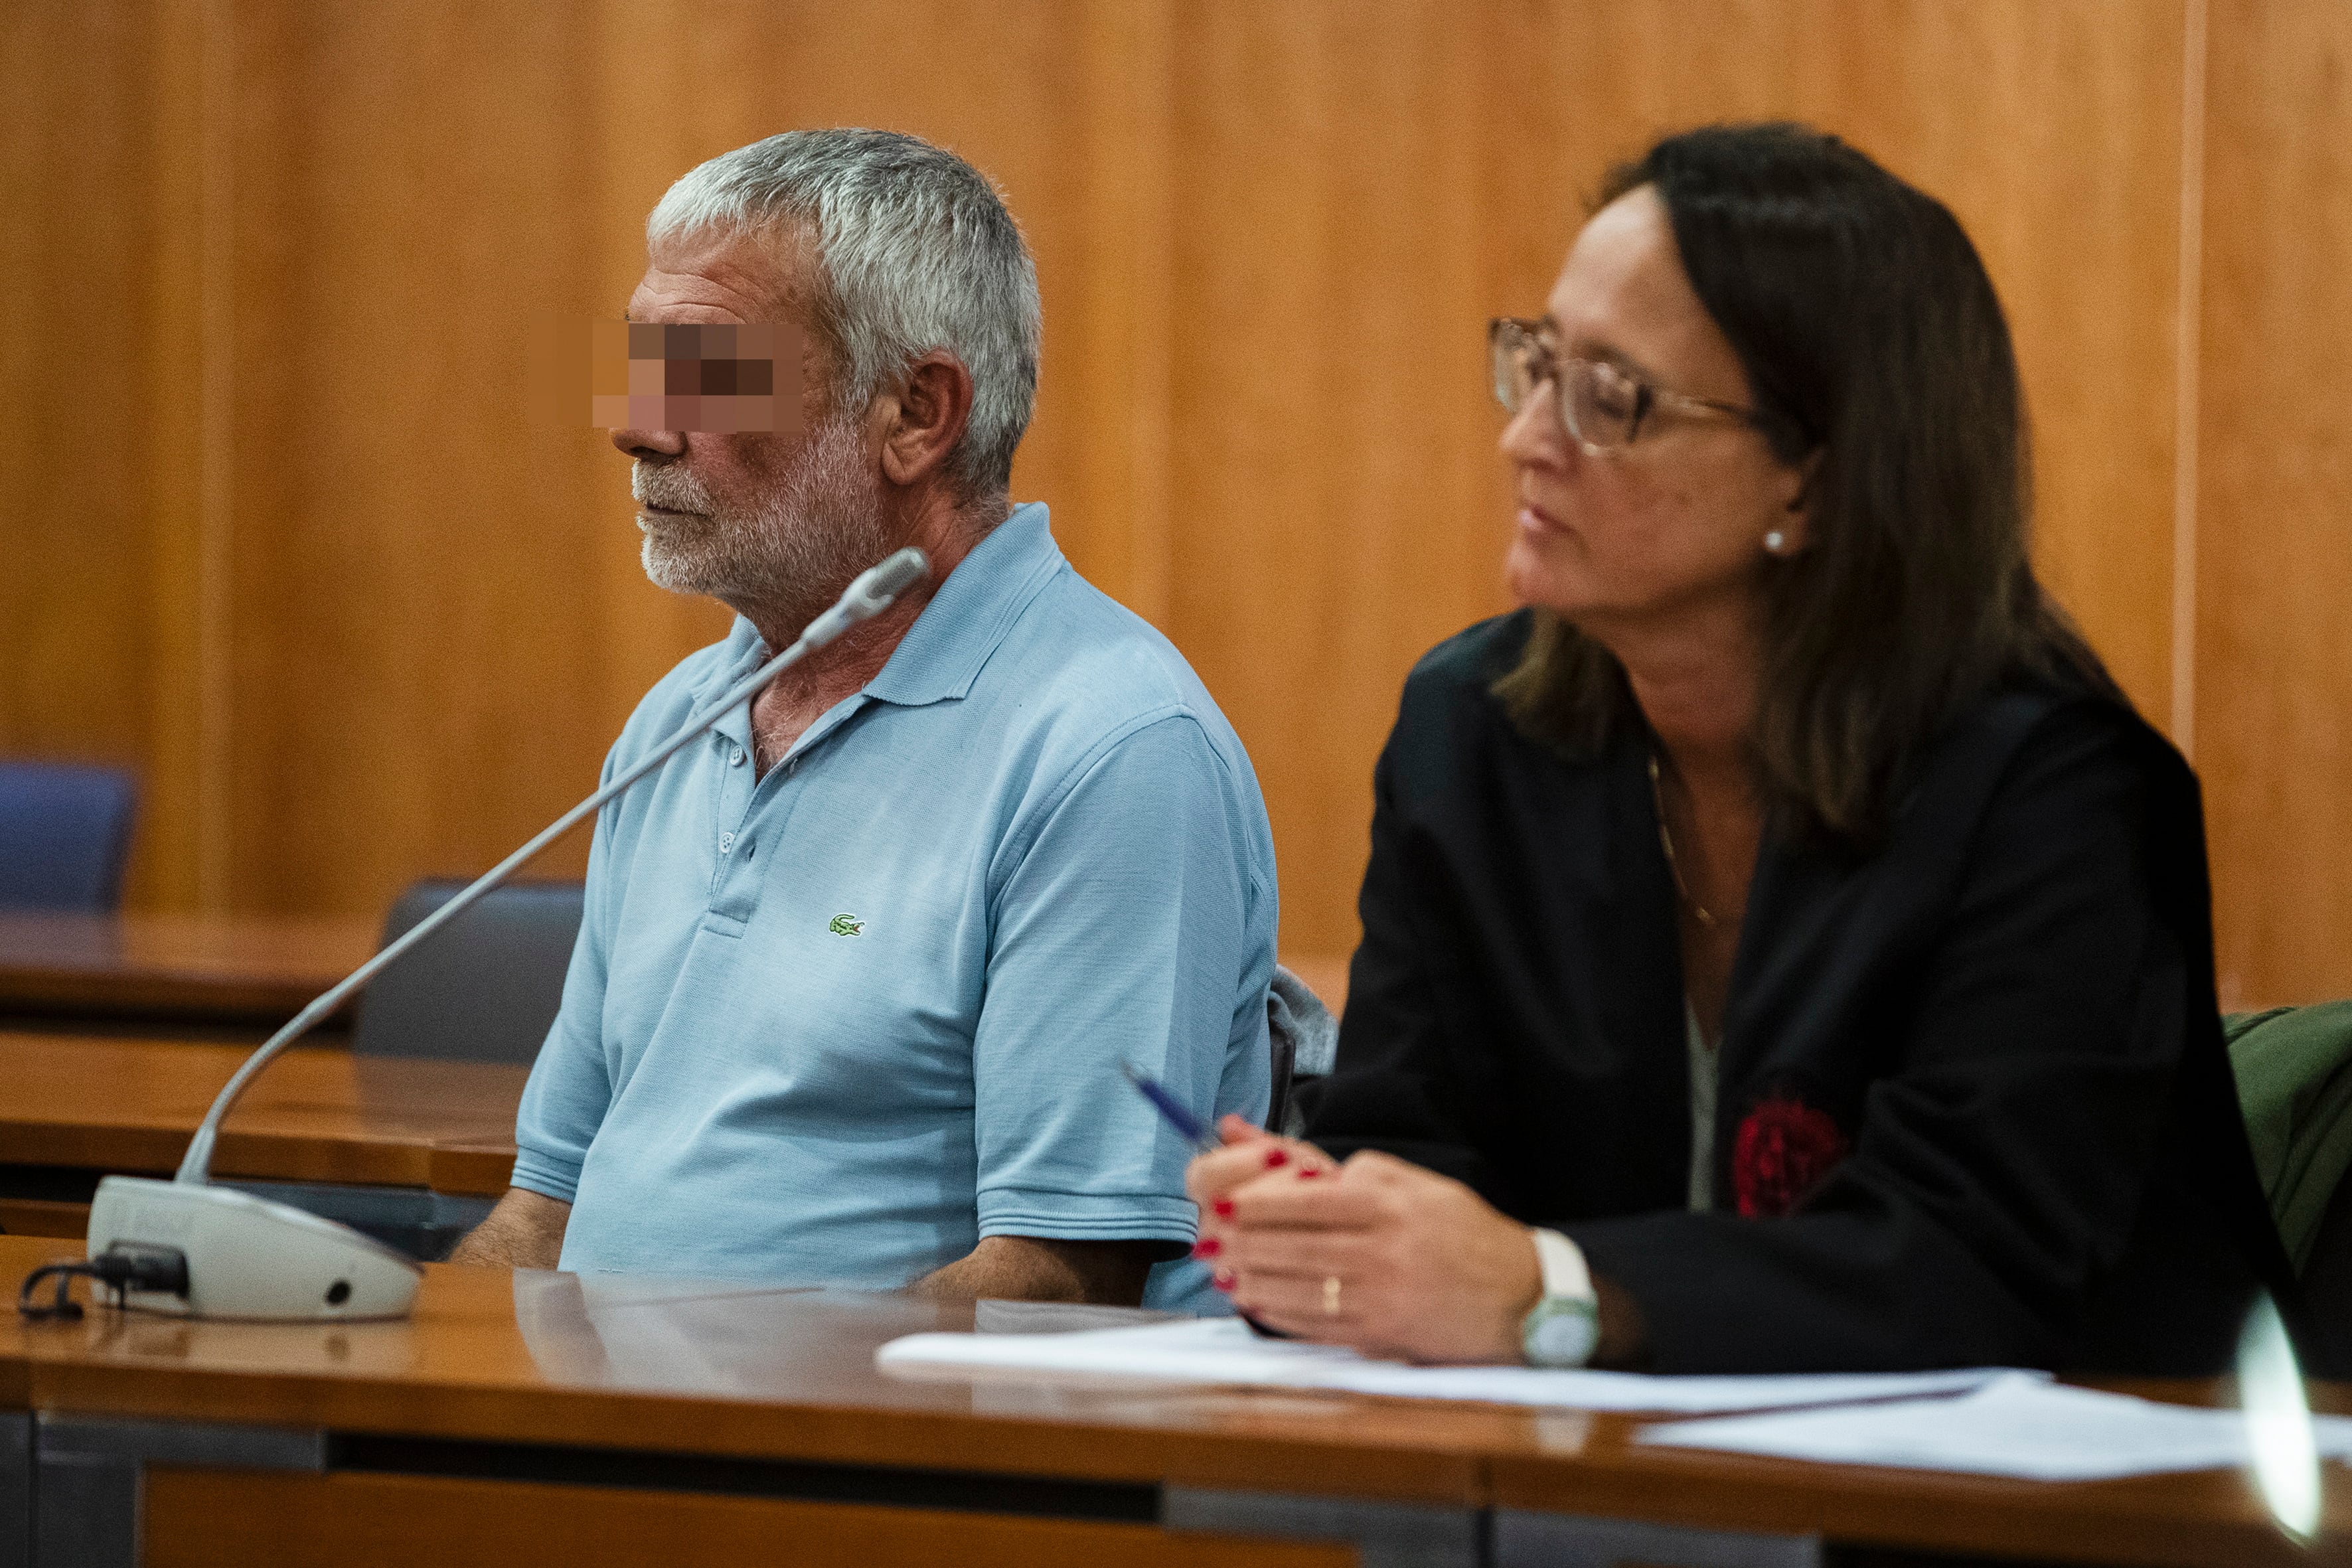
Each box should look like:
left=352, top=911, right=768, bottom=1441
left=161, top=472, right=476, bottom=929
left=1529, top=1227, right=1595, bottom=1306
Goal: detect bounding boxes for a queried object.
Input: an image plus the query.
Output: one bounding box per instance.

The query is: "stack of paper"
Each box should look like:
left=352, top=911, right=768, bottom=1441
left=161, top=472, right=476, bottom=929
left=1642, top=1372, right=2352, bottom=1481
left=878, top=1315, right=2013, bottom=1415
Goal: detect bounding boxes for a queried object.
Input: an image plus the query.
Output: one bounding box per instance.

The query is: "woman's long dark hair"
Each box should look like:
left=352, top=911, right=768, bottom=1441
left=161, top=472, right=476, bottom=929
left=1494, top=123, right=2117, bottom=846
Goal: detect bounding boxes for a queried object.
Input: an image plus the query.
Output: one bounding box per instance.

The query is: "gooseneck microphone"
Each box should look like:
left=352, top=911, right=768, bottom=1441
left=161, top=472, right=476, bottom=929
left=61, top=548, right=929, bottom=1322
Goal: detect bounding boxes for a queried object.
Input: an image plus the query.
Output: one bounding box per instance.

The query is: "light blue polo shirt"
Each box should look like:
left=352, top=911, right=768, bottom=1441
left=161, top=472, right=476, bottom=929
left=512, top=504, right=1275, bottom=1312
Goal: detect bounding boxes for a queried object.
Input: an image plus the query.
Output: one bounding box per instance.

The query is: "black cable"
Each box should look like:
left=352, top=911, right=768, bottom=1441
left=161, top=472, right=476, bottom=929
left=17, top=1243, right=191, bottom=1321
left=17, top=1262, right=102, bottom=1321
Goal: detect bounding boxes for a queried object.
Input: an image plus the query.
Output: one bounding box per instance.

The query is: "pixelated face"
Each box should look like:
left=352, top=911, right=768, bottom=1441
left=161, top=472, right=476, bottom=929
left=609, top=232, right=894, bottom=625
left=529, top=310, right=807, bottom=435
left=590, top=319, right=799, bottom=434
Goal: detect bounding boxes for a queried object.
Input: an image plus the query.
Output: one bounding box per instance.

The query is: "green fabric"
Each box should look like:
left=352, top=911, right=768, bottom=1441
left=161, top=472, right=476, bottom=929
left=2225, top=1000, right=2352, bottom=1274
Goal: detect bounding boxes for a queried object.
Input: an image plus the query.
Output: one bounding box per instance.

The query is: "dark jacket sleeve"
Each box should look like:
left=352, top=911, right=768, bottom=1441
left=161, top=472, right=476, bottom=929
left=1304, top=718, right=1524, bottom=1206
left=1569, top=710, right=2212, bottom=1372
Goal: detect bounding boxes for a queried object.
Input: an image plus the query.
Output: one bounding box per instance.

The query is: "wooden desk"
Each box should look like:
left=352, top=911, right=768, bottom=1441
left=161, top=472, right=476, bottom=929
left=0, top=911, right=376, bottom=1033
left=0, top=1235, right=2340, bottom=1568
left=0, top=943, right=1330, bottom=1247
left=0, top=1031, right=521, bottom=1242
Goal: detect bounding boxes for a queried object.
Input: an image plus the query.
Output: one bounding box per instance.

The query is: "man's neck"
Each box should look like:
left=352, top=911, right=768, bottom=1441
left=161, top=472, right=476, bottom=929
left=739, top=493, right=1005, bottom=773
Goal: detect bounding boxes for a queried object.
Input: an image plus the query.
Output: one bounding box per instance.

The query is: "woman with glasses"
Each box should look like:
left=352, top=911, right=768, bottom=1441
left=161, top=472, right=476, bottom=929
left=1187, top=123, right=2292, bottom=1373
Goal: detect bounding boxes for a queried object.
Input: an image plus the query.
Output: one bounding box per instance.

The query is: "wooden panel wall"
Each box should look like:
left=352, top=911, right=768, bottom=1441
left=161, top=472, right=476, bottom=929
left=2197, top=0, right=2352, bottom=1010
left=1, top=0, right=2345, bottom=1005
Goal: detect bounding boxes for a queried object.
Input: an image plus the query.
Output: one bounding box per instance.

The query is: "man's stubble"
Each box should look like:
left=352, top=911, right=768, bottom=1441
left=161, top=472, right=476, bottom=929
left=635, top=414, right=898, bottom=641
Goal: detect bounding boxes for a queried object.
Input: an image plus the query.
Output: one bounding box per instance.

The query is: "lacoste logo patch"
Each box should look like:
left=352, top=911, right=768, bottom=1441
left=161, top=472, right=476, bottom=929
left=826, top=913, right=865, bottom=937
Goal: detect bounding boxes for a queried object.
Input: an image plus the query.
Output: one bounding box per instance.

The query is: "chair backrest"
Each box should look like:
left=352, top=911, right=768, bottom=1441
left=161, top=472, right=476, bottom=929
left=0, top=761, right=139, bottom=913
left=1267, top=965, right=1340, bottom=1138
left=351, top=878, right=585, bottom=1065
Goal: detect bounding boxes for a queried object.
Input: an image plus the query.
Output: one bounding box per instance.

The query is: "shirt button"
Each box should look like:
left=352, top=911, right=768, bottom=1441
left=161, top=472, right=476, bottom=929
left=718, top=831, right=736, bottom=853
left=730, top=747, right=746, bottom=767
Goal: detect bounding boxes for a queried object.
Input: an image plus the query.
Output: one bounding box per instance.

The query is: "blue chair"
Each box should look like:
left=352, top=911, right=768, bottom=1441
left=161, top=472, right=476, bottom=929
left=0, top=761, right=139, bottom=912
left=351, top=878, right=585, bottom=1065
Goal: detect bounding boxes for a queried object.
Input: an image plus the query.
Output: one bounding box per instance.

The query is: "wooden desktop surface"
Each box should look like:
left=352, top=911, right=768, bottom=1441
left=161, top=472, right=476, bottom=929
left=0, top=947, right=1344, bottom=1241
left=0, top=1235, right=2341, bottom=1567
left=0, top=1030, right=522, bottom=1196
left=0, top=910, right=377, bottom=1028
left=0, top=909, right=1353, bottom=1028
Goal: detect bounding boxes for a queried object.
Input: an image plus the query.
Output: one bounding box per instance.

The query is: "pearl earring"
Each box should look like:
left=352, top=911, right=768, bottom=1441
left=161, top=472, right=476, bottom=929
left=1764, top=530, right=1786, bottom=554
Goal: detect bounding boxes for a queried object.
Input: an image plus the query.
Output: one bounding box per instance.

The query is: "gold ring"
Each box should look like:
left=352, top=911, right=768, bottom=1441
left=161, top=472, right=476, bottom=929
left=1322, top=1275, right=1342, bottom=1317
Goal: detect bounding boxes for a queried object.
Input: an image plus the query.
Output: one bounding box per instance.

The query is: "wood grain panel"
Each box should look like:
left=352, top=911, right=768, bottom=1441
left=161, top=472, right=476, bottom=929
left=0, top=3, right=174, bottom=902
left=2195, top=0, right=2352, bottom=1008
left=143, top=1469, right=1356, bottom=1568
left=0, top=1198, right=88, bottom=1239
left=219, top=1, right=622, bottom=914
left=11, top=0, right=2338, bottom=1001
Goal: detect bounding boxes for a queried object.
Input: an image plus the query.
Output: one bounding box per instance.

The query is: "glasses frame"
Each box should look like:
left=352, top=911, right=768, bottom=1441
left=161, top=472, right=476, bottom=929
left=1489, top=317, right=1763, bottom=453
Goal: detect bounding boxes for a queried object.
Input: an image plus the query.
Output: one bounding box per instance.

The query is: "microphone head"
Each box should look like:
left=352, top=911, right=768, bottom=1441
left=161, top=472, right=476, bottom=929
left=864, top=547, right=929, bottom=603
left=796, top=548, right=933, bottom=649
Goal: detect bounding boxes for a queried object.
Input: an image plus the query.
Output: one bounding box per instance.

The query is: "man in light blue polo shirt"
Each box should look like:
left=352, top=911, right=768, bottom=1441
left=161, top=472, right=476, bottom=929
left=451, top=130, right=1274, bottom=1312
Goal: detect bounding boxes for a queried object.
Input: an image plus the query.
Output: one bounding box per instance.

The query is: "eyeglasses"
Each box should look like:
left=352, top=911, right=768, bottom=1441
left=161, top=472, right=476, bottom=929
left=1488, top=317, right=1762, bottom=452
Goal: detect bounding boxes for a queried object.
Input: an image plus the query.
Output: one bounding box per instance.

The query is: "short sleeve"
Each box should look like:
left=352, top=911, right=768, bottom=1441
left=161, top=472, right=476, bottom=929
left=510, top=761, right=624, bottom=1204
left=971, top=711, right=1269, bottom=1244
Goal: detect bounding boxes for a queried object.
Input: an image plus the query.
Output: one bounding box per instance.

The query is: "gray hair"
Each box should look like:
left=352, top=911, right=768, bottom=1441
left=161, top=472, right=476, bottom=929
left=647, top=129, right=1040, bottom=499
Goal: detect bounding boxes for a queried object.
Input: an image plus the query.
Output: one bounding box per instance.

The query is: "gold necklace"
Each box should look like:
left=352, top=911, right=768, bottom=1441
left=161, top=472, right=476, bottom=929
left=1648, top=753, right=1718, bottom=928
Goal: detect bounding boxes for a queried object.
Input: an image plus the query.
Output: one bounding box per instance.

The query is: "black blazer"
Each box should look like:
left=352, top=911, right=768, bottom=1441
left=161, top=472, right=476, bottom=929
left=1301, top=611, right=2293, bottom=1375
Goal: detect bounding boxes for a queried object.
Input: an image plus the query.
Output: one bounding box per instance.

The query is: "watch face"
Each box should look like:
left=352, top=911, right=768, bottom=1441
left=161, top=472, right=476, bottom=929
left=1526, top=1302, right=1598, bottom=1368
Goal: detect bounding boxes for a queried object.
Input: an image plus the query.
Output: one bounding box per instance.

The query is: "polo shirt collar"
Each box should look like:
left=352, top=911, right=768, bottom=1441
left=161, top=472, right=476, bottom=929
left=688, top=503, right=1063, bottom=745
left=864, top=501, right=1063, bottom=708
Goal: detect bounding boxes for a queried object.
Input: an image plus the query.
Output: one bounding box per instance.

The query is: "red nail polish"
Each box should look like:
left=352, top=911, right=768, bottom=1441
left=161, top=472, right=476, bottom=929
left=1212, top=1198, right=1235, bottom=1218
left=1264, top=1148, right=1289, bottom=1169
left=1191, top=1236, right=1221, bottom=1258
left=1296, top=1166, right=1322, bottom=1180
left=1213, top=1268, right=1235, bottom=1291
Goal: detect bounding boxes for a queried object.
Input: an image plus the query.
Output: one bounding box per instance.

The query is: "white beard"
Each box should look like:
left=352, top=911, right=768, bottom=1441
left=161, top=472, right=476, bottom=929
left=636, top=415, right=896, bottom=638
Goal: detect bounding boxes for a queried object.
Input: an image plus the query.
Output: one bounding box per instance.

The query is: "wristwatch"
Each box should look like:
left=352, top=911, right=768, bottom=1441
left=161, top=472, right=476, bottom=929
left=1520, top=1227, right=1600, bottom=1368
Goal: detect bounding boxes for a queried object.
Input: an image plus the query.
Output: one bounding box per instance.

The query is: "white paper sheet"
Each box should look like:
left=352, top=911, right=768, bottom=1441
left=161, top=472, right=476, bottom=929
left=1642, top=1372, right=2352, bottom=1480
left=876, top=1315, right=2018, bottom=1414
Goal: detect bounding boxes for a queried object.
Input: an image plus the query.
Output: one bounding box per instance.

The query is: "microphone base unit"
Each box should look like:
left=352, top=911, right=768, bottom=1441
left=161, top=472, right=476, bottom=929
left=86, top=1176, right=422, bottom=1321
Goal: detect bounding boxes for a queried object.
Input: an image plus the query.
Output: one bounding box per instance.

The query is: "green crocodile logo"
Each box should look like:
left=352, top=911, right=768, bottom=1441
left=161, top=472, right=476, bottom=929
left=826, top=913, right=865, bottom=937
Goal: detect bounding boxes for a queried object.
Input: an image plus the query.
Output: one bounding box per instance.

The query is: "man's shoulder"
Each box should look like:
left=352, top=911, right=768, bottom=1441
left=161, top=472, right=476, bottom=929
left=991, top=565, right=1248, bottom=762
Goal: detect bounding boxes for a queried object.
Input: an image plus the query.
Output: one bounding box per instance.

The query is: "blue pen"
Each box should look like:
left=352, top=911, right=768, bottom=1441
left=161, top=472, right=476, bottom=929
left=1119, top=1059, right=1223, bottom=1154
left=1121, top=1059, right=1298, bottom=1338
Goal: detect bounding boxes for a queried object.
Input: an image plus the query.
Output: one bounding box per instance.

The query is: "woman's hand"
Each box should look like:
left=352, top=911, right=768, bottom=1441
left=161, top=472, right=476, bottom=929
left=1184, top=1113, right=1336, bottom=1263
left=1208, top=1146, right=1546, bottom=1364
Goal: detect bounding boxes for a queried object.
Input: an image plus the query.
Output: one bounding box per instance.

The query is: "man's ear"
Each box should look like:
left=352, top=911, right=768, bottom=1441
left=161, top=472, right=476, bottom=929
left=877, top=351, right=975, bottom=489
